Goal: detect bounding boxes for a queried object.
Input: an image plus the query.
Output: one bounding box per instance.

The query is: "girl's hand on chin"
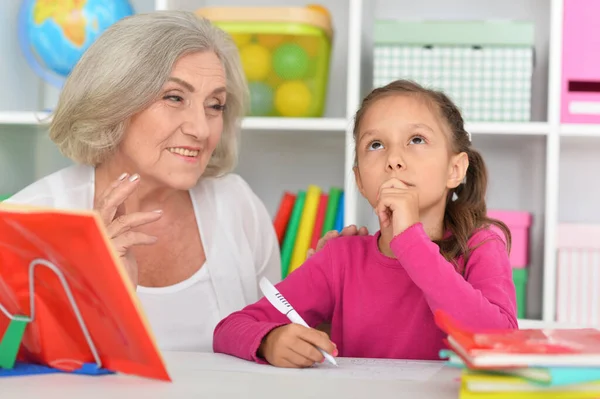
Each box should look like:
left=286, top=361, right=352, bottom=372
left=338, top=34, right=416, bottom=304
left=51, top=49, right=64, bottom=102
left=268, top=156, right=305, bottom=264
left=376, top=178, right=419, bottom=237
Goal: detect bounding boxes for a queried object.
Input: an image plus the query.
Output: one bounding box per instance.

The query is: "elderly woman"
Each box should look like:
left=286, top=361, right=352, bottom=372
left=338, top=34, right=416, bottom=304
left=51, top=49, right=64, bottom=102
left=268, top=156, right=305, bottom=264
left=5, top=11, right=280, bottom=353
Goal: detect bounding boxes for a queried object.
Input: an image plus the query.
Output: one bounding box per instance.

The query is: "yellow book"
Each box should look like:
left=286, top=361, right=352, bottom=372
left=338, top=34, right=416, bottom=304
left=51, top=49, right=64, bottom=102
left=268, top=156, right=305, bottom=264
left=459, top=370, right=600, bottom=399
left=288, top=185, right=321, bottom=274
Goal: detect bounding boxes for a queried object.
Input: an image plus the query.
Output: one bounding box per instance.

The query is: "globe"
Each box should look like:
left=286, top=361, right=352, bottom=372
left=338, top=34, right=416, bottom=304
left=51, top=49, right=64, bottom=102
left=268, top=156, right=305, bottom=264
left=18, top=0, right=134, bottom=88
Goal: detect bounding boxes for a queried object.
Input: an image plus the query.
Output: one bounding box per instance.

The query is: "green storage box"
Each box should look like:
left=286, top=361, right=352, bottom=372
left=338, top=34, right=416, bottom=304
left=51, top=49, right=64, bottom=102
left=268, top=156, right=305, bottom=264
left=512, top=268, right=528, bottom=319
left=373, top=20, right=535, bottom=122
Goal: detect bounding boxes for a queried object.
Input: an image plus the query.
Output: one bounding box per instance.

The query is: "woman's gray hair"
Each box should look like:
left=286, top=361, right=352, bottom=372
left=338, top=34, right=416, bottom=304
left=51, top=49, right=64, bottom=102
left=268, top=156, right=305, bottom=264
left=49, top=10, right=248, bottom=177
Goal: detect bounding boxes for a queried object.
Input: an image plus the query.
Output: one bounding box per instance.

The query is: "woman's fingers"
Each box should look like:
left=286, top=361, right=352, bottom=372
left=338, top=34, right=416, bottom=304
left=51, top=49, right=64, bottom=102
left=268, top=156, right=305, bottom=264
left=106, top=210, right=163, bottom=238
left=111, top=231, right=158, bottom=255
left=95, top=173, right=140, bottom=225
left=95, top=172, right=129, bottom=206
left=315, top=230, right=340, bottom=252
left=339, top=224, right=358, bottom=236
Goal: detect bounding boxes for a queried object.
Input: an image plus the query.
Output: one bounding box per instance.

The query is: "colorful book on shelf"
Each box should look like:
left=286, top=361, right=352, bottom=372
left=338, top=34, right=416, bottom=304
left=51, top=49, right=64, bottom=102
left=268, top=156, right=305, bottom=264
left=288, top=185, right=322, bottom=274
left=310, top=193, right=329, bottom=250
left=277, top=186, right=344, bottom=278
left=273, top=191, right=296, bottom=246
left=280, top=190, right=306, bottom=278
left=435, top=309, right=600, bottom=368
left=321, top=187, right=342, bottom=235
left=0, top=203, right=170, bottom=381
left=333, top=191, right=345, bottom=232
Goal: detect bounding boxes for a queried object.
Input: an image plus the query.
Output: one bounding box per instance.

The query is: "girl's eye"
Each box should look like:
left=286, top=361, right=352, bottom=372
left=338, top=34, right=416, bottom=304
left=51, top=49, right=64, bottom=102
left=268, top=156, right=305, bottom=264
left=409, top=136, right=426, bottom=145
left=367, top=140, right=384, bottom=151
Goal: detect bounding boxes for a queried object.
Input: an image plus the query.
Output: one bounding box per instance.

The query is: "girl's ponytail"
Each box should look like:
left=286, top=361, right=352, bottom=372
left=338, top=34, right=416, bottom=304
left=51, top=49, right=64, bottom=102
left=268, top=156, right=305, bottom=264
left=440, top=147, right=511, bottom=272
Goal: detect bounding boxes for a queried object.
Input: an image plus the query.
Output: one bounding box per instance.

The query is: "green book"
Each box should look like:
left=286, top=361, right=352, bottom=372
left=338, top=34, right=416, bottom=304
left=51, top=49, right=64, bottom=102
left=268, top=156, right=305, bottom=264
left=280, top=190, right=306, bottom=278
left=321, top=187, right=342, bottom=236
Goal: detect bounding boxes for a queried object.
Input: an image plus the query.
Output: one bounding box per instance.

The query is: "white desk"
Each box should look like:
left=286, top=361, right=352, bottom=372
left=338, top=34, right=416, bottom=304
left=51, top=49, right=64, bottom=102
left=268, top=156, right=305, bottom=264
left=0, top=352, right=462, bottom=398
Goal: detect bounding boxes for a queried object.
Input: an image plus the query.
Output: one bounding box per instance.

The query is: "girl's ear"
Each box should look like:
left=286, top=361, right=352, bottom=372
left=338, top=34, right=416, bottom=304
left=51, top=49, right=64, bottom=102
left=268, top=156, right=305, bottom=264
left=353, top=166, right=366, bottom=196
left=447, top=152, right=469, bottom=189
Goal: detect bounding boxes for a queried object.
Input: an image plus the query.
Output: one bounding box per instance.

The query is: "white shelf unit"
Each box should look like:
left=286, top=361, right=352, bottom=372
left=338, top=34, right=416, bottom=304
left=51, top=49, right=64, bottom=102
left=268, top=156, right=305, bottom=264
left=0, top=0, right=597, bottom=327
left=0, top=112, right=349, bottom=131
left=560, top=124, right=600, bottom=137
left=0, top=112, right=51, bottom=125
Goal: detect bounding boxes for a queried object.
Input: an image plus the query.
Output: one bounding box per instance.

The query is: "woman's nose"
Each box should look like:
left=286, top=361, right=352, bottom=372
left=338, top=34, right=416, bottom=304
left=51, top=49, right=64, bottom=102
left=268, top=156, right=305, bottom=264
left=182, top=108, right=210, bottom=140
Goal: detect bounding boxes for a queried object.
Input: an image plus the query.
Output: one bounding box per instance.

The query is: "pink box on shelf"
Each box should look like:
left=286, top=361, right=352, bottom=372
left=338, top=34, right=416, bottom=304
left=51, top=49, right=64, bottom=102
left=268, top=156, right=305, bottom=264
left=561, top=0, right=600, bottom=123
left=487, top=210, right=532, bottom=268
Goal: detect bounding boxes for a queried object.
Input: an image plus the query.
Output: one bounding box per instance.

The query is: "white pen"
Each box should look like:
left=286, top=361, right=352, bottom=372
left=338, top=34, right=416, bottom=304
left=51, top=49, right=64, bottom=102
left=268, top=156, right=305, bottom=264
left=259, top=277, right=338, bottom=367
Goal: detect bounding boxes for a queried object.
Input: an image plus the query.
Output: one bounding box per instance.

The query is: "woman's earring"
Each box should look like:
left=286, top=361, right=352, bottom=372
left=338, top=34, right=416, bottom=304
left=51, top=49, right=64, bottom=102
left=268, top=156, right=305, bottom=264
left=452, top=192, right=458, bottom=202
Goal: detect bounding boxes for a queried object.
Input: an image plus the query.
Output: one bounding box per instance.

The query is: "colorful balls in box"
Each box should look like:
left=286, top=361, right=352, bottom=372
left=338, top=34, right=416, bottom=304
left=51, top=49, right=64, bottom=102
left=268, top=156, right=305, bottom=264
left=195, top=5, right=333, bottom=118
left=248, top=82, right=274, bottom=116
left=272, top=43, right=310, bottom=80
left=240, top=44, right=272, bottom=81
left=275, top=81, right=312, bottom=117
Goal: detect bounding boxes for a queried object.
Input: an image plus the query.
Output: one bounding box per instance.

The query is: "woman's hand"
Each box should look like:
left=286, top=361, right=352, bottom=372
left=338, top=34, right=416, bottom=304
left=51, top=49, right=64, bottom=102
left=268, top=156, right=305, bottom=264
left=376, top=178, right=419, bottom=237
left=307, top=224, right=369, bottom=258
left=258, top=324, right=337, bottom=368
left=94, top=173, right=162, bottom=287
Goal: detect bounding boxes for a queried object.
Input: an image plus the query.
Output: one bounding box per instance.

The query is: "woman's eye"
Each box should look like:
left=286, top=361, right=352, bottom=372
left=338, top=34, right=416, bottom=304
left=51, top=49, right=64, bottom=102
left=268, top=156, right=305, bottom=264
left=368, top=140, right=384, bottom=151
left=205, top=103, right=226, bottom=116
left=210, top=104, right=226, bottom=111
left=164, top=95, right=184, bottom=103
left=410, top=136, right=425, bottom=145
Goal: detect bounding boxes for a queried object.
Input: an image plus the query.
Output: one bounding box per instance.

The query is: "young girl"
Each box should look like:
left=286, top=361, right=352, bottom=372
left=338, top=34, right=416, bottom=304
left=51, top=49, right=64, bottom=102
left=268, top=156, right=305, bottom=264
left=213, top=80, right=518, bottom=368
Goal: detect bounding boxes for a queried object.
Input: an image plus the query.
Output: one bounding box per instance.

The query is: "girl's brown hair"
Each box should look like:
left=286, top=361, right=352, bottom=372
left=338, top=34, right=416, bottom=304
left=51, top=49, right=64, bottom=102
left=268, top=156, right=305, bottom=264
left=353, top=79, right=511, bottom=272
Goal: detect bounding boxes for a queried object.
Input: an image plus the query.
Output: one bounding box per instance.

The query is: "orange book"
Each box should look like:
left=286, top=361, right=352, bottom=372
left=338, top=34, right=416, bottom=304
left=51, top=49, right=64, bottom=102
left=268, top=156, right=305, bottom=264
left=310, top=194, right=328, bottom=250
left=0, top=203, right=170, bottom=381
left=273, top=192, right=296, bottom=245
left=435, top=309, right=600, bottom=369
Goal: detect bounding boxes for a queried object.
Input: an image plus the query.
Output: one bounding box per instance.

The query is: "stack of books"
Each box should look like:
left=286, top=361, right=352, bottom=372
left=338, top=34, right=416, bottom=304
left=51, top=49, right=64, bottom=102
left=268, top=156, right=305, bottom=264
left=435, top=310, right=600, bottom=398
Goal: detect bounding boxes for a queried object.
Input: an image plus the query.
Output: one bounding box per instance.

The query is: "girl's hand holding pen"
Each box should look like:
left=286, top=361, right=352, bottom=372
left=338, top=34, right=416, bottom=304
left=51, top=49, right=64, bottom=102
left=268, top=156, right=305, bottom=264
left=257, top=324, right=338, bottom=368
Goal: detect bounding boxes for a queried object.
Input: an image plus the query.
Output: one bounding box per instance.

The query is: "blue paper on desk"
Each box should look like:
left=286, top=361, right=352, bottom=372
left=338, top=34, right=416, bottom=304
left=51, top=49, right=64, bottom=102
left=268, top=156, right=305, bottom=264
left=0, top=362, right=114, bottom=377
